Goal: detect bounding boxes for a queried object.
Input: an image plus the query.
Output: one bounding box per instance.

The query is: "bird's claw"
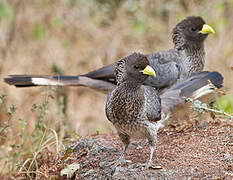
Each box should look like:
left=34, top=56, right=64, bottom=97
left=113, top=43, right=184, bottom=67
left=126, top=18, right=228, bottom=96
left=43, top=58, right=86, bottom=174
left=106, top=158, right=131, bottom=169
left=132, top=161, right=152, bottom=170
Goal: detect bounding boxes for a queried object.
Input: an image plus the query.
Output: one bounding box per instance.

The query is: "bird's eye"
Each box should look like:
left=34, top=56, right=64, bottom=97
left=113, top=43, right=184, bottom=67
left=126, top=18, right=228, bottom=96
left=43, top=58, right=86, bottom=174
left=134, top=64, right=139, bottom=69
left=191, top=27, right=197, bottom=31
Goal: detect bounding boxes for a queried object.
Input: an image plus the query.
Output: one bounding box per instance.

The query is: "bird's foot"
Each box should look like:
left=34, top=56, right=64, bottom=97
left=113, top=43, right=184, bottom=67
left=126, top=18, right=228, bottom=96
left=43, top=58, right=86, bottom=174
left=106, top=158, right=131, bottom=169
left=105, top=158, right=131, bottom=176
left=121, top=159, right=132, bottom=165
left=133, top=162, right=162, bottom=170
left=132, top=161, right=152, bottom=170
left=113, top=158, right=131, bottom=167
left=139, top=162, right=151, bottom=170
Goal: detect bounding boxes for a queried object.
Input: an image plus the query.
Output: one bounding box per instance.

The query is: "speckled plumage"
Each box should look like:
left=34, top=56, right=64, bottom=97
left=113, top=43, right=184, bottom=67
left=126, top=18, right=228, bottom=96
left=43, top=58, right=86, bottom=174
left=106, top=53, right=161, bottom=169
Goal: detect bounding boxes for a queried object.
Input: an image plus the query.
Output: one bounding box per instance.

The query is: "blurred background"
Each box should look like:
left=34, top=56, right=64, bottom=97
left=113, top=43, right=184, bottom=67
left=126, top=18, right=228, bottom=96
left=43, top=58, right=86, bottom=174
left=0, top=0, right=233, bottom=174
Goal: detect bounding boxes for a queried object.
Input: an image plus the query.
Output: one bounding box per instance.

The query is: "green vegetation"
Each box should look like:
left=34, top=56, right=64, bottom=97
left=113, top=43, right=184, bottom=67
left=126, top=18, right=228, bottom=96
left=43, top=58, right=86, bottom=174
left=0, top=92, right=57, bottom=178
left=0, top=2, right=14, bottom=23
left=31, top=23, right=46, bottom=40
left=216, top=94, right=233, bottom=114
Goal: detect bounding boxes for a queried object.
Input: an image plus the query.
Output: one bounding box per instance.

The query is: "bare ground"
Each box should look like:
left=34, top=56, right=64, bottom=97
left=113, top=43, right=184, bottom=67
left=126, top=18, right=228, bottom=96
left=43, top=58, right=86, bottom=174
left=2, top=121, right=233, bottom=180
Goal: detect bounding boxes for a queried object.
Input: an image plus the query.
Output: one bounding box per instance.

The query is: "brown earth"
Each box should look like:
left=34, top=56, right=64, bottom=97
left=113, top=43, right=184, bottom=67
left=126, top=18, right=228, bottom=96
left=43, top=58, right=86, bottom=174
left=1, top=121, right=232, bottom=180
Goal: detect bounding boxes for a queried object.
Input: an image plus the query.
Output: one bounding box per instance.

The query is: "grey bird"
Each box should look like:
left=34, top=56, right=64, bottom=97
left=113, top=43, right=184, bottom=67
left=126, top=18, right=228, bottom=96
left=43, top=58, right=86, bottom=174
left=105, top=52, right=223, bottom=169
left=4, top=16, right=215, bottom=94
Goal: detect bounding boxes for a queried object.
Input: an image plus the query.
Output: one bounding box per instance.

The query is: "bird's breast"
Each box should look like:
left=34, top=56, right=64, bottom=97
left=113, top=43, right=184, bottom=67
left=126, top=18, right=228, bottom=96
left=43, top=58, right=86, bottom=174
left=105, top=87, right=144, bottom=125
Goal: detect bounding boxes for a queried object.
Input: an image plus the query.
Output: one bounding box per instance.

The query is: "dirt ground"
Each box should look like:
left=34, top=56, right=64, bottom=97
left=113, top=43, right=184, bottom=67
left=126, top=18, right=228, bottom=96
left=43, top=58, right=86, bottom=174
left=1, top=121, right=233, bottom=179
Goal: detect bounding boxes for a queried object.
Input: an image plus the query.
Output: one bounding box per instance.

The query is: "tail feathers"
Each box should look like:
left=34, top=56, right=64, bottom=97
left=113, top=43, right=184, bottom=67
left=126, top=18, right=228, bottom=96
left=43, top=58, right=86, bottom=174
left=83, top=63, right=116, bottom=84
left=4, top=75, right=116, bottom=93
left=174, top=71, right=223, bottom=98
left=161, top=71, right=224, bottom=114
left=4, top=75, right=36, bottom=87
left=4, top=75, right=79, bottom=87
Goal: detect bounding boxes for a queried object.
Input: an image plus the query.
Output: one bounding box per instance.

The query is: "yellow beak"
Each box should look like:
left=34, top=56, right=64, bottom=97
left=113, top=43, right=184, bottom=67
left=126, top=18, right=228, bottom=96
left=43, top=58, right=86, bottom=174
left=200, top=24, right=215, bottom=34
left=141, top=65, right=156, bottom=77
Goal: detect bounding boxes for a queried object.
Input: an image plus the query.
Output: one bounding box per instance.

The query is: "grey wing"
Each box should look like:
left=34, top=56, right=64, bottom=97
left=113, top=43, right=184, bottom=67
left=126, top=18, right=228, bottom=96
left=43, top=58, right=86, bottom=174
left=145, top=50, right=181, bottom=90
left=160, top=71, right=224, bottom=117
left=142, top=86, right=161, bottom=122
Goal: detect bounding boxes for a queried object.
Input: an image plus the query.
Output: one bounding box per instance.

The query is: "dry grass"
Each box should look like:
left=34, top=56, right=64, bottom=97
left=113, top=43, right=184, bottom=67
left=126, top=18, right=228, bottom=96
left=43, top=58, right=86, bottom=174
left=0, top=0, right=233, bottom=176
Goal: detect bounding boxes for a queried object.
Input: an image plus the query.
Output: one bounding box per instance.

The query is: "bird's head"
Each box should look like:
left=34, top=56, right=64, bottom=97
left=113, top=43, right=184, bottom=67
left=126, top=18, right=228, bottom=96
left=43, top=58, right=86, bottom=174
left=115, top=53, right=156, bottom=85
left=172, top=16, right=215, bottom=49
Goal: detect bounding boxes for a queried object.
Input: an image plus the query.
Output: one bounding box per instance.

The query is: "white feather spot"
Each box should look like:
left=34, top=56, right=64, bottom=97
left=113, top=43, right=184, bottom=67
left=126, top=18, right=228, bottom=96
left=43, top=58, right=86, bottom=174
left=31, top=78, right=64, bottom=86
left=192, top=84, right=214, bottom=99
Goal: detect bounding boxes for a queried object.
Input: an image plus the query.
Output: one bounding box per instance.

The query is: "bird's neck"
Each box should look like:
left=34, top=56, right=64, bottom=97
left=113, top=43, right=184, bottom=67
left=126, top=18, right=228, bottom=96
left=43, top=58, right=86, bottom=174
left=183, top=42, right=205, bottom=56
left=117, top=82, right=145, bottom=108
left=175, top=38, right=205, bottom=51
left=186, top=43, right=205, bottom=71
left=176, top=42, right=206, bottom=74
left=119, top=80, right=143, bottom=90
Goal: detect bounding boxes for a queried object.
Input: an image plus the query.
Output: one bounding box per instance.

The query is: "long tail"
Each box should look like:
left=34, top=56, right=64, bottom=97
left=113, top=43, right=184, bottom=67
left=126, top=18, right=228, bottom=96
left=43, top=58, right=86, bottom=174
left=4, top=63, right=117, bottom=93
left=83, top=63, right=116, bottom=82
left=160, top=71, right=223, bottom=120
left=4, top=75, right=116, bottom=93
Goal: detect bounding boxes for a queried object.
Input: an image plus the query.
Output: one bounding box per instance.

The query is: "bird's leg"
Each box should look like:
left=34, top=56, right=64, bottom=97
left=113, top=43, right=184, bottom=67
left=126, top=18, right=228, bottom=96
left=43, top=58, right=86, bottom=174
left=136, top=129, right=158, bottom=170
left=112, top=133, right=130, bottom=167
left=134, top=144, right=156, bottom=170
left=116, top=143, right=128, bottom=164
left=142, top=132, right=158, bottom=169
left=144, top=145, right=155, bottom=169
left=107, top=141, right=130, bottom=176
